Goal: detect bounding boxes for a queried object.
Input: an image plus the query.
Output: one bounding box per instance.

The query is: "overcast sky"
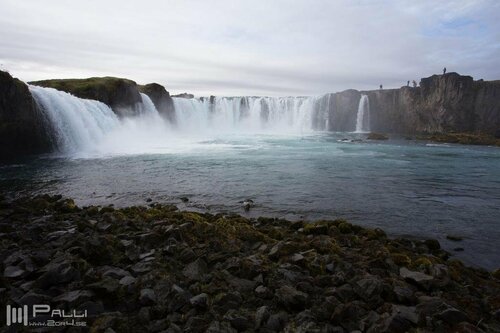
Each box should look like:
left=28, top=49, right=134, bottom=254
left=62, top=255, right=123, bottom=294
left=1, top=0, right=499, bottom=96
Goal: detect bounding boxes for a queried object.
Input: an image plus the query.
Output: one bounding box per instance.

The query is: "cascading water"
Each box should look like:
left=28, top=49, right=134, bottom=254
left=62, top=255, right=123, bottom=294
left=172, top=96, right=329, bottom=134
left=29, top=87, right=334, bottom=157
left=29, top=85, right=120, bottom=154
left=355, top=95, right=370, bottom=133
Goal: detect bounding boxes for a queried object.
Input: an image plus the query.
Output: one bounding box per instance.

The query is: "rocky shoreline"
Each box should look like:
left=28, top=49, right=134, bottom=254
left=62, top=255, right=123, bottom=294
left=1, top=195, right=499, bottom=332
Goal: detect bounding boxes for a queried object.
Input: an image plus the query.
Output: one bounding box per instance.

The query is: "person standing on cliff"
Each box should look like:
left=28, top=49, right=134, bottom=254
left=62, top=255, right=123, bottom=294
left=407, top=80, right=410, bottom=86
left=380, top=84, right=383, bottom=90
left=443, top=67, right=446, bottom=74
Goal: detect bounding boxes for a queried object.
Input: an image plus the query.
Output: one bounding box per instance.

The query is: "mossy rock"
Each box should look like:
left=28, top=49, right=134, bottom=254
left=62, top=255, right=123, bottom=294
left=303, top=221, right=330, bottom=235
left=424, top=239, right=441, bottom=251
left=338, top=222, right=353, bottom=234
left=412, top=257, right=433, bottom=270
left=100, top=206, right=115, bottom=214
left=362, top=228, right=387, bottom=240
left=492, top=269, right=500, bottom=280
left=391, top=253, right=411, bottom=266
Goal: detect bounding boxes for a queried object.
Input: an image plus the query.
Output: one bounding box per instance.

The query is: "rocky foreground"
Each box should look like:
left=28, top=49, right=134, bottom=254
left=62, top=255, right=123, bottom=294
left=1, top=195, right=500, bottom=332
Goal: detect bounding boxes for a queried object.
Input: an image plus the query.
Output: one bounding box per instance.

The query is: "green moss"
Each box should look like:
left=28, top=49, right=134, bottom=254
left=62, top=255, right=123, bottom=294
left=338, top=222, right=352, bottom=234
left=391, top=253, right=411, bottom=266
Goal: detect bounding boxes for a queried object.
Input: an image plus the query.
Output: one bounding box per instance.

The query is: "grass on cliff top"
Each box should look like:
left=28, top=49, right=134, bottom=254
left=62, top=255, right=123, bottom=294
left=29, top=77, right=137, bottom=93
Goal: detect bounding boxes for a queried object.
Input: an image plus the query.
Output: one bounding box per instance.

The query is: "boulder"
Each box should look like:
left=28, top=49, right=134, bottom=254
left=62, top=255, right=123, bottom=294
left=400, top=267, right=434, bottom=290
left=275, top=285, right=308, bottom=311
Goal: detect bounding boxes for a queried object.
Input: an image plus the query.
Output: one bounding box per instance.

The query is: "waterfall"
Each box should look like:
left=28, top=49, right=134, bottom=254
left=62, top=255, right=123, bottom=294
left=355, top=95, right=370, bottom=133
left=172, top=96, right=329, bottom=134
left=29, top=85, right=120, bottom=153
left=28, top=86, right=335, bottom=157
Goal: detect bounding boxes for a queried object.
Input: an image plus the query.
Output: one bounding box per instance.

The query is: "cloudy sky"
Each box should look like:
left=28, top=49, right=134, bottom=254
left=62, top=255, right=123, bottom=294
left=1, top=0, right=499, bottom=96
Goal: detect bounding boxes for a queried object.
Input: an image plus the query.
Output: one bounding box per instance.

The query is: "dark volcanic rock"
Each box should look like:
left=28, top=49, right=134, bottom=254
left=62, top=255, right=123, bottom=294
left=172, top=92, right=194, bottom=99
left=29, top=76, right=142, bottom=116
left=139, top=83, right=176, bottom=123
left=1, top=195, right=500, bottom=331
left=0, top=70, right=52, bottom=159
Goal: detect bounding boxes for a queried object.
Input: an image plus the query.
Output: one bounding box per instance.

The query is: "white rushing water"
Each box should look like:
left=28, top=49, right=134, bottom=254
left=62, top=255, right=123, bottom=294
left=29, top=85, right=121, bottom=154
left=29, top=87, right=335, bottom=157
left=173, top=96, right=330, bottom=135
left=355, top=95, right=370, bottom=133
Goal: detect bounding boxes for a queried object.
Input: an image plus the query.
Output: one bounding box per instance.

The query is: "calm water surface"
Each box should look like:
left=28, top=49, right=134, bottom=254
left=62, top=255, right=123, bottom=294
left=1, top=133, right=499, bottom=269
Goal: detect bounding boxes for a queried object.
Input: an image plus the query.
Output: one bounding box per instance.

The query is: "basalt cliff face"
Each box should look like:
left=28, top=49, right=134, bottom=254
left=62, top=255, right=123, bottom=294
left=362, top=73, right=500, bottom=135
left=29, top=77, right=143, bottom=117
left=139, top=83, right=176, bottom=123
left=0, top=71, right=52, bottom=159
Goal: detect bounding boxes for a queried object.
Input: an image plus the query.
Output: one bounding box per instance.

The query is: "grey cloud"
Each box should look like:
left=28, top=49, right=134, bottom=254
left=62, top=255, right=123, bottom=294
left=0, top=0, right=499, bottom=96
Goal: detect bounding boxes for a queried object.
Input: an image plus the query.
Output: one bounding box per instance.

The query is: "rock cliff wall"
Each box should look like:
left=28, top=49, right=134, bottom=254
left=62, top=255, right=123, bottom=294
left=0, top=71, right=52, bottom=160
left=139, top=83, right=175, bottom=123
left=29, top=77, right=143, bottom=116
left=357, top=73, right=500, bottom=135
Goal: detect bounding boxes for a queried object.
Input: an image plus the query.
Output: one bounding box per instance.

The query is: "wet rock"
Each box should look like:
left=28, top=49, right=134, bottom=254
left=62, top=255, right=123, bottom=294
left=447, top=235, right=463, bottom=241
left=400, top=267, right=434, bottom=290
left=184, top=316, right=210, bottom=333
left=183, top=258, right=208, bottom=281
left=206, top=320, right=237, bottom=333
left=393, top=284, right=416, bottom=305
left=331, top=301, right=367, bottom=332
left=4, top=265, right=27, bottom=278
left=119, top=275, right=136, bottom=286
left=101, top=267, right=131, bottom=280
left=190, top=293, right=208, bottom=309
left=255, top=305, right=270, bottom=329
left=255, top=285, right=273, bottom=299
left=437, top=306, right=469, bottom=324
left=139, top=288, right=156, bottom=305
left=266, top=312, right=289, bottom=331
left=333, top=284, right=357, bottom=302
left=424, top=239, right=441, bottom=251
left=354, top=276, right=383, bottom=303
left=276, top=285, right=308, bottom=311
left=224, top=310, right=252, bottom=331
left=19, top=291, right=52, bottom=307
left=35, top=259, right=81, bottom=288
left=54, top=290, right=94, bottom=307
left=88, top=277, right=121, bottom=295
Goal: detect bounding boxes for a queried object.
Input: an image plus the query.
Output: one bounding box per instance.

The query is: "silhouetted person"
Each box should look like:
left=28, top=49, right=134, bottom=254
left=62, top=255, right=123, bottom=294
left=407, top=80, right=410, bottom=86
left=380, top=84, right=383, bottom=90
left=412, top=80, right=417, bottom=88
left=443, top=67, right=446, bottom=74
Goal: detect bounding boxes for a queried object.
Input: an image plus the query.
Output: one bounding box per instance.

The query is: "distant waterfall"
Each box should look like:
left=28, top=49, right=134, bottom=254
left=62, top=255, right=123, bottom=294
left=172, top=96, right=330, bottom=134
left=29, top=85, right=121, bottom=153
left=355, top=95, right=370, bottom=133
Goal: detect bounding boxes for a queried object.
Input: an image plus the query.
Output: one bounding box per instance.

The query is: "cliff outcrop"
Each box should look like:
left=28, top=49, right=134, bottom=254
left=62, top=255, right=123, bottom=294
left=358, top=73, right=500, bottom=135
left=139, top=83, right=176, bottom=123
left=0, top=71, right=52, bottom=160
left=29, top=77, right=142, bottom=116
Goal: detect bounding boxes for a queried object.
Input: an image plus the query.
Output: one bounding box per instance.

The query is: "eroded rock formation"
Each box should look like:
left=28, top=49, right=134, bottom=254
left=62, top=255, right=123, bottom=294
left=0, top=71, right=52, bottom=160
